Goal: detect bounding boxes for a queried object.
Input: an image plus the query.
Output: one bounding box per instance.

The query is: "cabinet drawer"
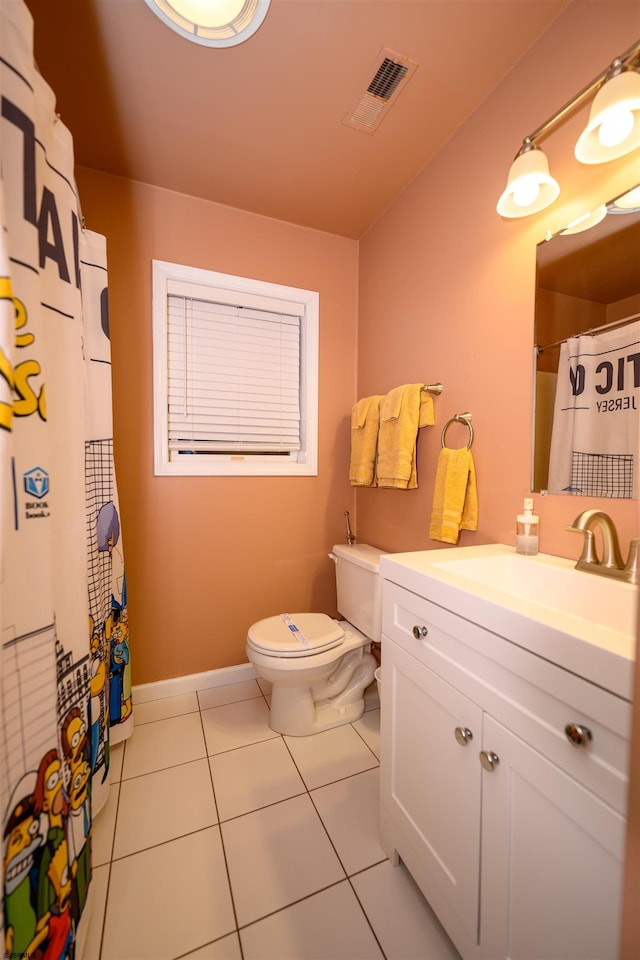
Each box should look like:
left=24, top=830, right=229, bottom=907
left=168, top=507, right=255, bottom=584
left=382, top=579, right=631, bottom=813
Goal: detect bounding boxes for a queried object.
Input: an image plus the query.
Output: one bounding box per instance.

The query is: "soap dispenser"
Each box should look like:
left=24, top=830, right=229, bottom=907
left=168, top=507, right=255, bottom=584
left=516, top=498, right=539, bottom=556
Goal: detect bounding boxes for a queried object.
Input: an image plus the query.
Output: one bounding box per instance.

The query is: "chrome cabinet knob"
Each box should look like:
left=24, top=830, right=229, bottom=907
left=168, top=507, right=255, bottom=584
left=412, top=625, right=428, bottom=639
left=565, top=723, right=593, bottom=748
left=454, top=726, right=473, bottom=746
left=479, top=751, right=500, bottom=772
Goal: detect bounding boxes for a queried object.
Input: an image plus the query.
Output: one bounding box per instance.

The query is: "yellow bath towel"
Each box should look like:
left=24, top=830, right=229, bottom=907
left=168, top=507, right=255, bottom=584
left=377, top=384, right=435, bottom=489
left=349, top=395, right=384, bottom=486
left=429, top=446, right=478, bottom=543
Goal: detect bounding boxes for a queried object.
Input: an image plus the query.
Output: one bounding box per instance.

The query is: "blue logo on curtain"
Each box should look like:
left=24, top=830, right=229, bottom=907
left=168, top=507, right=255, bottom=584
left=23, top=466, right=49, bottom=499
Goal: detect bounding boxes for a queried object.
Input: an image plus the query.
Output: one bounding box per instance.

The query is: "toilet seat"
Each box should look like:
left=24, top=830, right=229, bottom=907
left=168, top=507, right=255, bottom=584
left=247, top=613, right=345, bottom=658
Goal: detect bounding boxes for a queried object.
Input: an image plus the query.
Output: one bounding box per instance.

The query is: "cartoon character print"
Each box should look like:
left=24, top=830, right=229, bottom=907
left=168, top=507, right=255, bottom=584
left=96, top=501, right=131, bottom=729
left=3, top=714, right=93, bottom=959
left=88, top=614, right=109, bottom=782
left=60, top=707, right=92, bottom=918
left=3, top=790, right=44, bottom=957
left=109, top=612, right=130, bottom=725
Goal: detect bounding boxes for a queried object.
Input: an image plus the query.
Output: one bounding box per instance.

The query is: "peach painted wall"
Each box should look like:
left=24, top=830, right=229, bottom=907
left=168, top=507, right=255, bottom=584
left=356, top=1, right=640, bottom=561
left=76, top=169, right=357, bottom=685
left=356, top=3, right=640, bottom=952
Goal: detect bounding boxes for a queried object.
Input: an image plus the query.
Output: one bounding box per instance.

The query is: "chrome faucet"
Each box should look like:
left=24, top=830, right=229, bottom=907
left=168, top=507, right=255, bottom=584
left=566, top=509, right=639, bottom=584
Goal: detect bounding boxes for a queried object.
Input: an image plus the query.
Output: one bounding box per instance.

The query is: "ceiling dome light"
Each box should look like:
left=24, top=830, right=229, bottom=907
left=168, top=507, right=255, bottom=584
left=575, top=67, right=640, bottom=163
left=145, top=0, right=271, bottom=47
left=496, top=142, right=560, bottom=219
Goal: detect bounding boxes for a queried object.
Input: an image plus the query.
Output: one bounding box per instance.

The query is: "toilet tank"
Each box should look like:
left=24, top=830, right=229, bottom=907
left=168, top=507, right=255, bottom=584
left=332, top=543, right=386, bottom=642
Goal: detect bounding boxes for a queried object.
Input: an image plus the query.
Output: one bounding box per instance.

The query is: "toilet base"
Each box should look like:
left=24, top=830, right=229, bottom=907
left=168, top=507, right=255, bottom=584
left=268, top=650, right=377, bottom=736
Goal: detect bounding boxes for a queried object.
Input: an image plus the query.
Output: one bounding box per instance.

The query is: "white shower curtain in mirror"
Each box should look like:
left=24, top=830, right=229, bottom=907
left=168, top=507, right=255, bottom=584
left=548, top=320, right=640, bottom=497
left=0, top=2, right=132, bottom=956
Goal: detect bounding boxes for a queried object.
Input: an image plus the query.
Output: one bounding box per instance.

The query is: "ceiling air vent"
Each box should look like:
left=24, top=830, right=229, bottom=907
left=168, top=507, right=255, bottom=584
left=343, top=47, right=418, bottom=135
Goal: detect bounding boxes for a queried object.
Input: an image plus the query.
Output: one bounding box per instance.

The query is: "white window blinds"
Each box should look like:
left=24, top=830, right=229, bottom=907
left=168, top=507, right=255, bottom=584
left=167, top=292, right=303, bottom=459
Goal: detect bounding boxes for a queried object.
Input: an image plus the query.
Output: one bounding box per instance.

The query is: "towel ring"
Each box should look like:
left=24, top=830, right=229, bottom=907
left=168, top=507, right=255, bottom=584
left=441, top=413, right=473, bottom=449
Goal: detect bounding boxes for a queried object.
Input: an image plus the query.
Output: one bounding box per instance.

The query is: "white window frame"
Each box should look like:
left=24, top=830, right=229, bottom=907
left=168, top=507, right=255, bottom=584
left=152, top=260, right=319, bottom=476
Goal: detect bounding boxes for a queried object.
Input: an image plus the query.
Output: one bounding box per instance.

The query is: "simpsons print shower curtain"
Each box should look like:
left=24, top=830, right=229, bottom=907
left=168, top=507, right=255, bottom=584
left=548, top=320, right=640, bottom=497
left=1, top=2, right=132, bottom=955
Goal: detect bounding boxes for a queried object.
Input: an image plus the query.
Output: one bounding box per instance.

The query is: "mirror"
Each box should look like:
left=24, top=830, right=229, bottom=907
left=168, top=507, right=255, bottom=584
left=533, top=186, right=640, bottom=497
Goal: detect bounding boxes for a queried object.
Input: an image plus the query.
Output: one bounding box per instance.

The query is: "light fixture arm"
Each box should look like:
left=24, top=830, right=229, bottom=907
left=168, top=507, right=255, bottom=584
left=523, top=40, right=640, bottom=148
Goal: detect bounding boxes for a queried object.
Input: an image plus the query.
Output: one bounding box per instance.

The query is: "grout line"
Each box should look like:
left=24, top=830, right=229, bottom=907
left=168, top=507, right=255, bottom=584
left=347, top=872, right=389, bottom=960
left=108, top=822, right=221, bottom=864
left=119, top=753, right=209, bottom=783
left=96, top=736, right=126, bottom=960
left=198, top=700, right=245, bottom=960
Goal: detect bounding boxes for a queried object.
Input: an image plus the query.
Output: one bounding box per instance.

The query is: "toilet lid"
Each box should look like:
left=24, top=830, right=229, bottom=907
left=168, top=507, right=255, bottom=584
left=247, top=613, right=345, bottom=658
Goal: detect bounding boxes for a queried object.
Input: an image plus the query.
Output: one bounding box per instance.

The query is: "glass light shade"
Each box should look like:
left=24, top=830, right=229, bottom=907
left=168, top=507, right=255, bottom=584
left=145, top=0, right=270, bottom=47
left=611, top=184, right=640, bottom=210
left=496, top=147, right=560, bottom=218
left=560, top=204, right=608, bottom=235
left=575, top=69, right=640, bottom=163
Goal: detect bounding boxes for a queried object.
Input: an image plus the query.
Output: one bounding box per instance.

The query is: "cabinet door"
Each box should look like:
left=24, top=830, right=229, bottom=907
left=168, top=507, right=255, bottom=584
left=381, top=640, right=483, bottom=950
left=479, top=715, right=625, bottom=960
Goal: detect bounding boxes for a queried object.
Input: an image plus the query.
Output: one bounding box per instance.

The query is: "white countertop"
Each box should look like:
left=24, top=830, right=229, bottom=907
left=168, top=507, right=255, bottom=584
left=380, top=544, right=638, bottom=702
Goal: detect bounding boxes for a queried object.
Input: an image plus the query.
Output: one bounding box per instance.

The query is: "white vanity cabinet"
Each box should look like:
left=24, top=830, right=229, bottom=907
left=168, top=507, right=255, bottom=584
left=379, top=572, right=631, bottom=960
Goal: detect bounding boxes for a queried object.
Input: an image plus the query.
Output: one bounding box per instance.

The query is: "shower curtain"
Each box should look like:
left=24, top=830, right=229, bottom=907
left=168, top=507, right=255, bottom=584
left=1, top=2, right=132, bottom=955
left=548, top=320, right=640, bottom=497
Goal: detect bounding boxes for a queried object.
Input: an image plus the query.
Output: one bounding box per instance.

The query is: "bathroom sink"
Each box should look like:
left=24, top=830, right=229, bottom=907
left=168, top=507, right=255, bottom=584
left=381, top=544, right=638, bottom=700
left=429, top=548, right=636, bottom=636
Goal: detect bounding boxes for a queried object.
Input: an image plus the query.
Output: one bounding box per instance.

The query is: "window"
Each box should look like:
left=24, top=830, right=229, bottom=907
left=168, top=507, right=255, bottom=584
left=152, top=260, right=318, bottom=476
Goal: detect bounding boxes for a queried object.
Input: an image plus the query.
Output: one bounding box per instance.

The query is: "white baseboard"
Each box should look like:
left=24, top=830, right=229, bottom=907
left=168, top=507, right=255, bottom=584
left=132, top=662, right=258, bottom=704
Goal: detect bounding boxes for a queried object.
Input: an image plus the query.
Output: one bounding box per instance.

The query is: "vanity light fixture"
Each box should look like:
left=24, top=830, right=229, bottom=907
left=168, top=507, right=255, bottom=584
left=144, top=0, right=271, bottom=48
left=497, top=39, right=640, bottom=219
left=496, top=140, right=560, bottom=218
left=610, top=183, right=640, bottom=211
left=575, top=63, right=640, bottom=163
left=559, top=203, right=608, bottom=235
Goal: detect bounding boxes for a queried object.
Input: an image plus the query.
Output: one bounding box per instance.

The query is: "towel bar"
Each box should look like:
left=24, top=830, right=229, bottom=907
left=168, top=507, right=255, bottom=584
left=421, top=382, right=443, bottom=395
left=441, top=412, right=473, bottom=449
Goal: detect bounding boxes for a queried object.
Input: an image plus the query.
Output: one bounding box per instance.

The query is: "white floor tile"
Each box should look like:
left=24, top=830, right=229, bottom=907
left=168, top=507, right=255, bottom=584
left=352, top=707, right=381, bottom=759
left=222, top=794, right=344, bottom=927
left=198, top=680, right=263, bottom=710
left=201, top=697, right=279, bottom=756
left=122, top=712, right=206, bottom=779
left=101, top=827, right=235, bottom=960
left=82, top=863, right=109, bottom=960
left=311, top=768, right=385, bottom=875
left=181, top=933, right=243, bottom=959
left=209, top=737, right=304, bottom=821
left=114, top=758, right=218, bottom=858
left=351, top=860, right=461, bottom=960
left=133, top=692, right=199, bottom=725
left=109, top=740, right=125, bottom=782
left=240, top=880, right=384, bottom=960
left=93, top=781, right=120, bottom=866
left=284, top=723, right=378, bottom=790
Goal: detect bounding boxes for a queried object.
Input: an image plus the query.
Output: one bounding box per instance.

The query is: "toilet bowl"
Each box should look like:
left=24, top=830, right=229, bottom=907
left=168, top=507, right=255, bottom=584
left=246, top=543, right=384, bottom=736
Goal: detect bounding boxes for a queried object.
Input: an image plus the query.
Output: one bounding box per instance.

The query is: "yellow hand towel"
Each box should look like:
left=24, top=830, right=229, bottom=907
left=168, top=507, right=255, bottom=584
left=377, top=384, right=434, bottom=489
left=429, top=447, right=478, bottom=544
left=349, top=395, right=384, bottom=487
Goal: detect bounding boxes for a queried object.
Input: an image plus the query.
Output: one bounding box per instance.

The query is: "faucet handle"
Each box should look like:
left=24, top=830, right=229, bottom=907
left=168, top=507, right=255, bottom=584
left=624, top=538, right=640, bottom=585
left=565, top=526, right=599, bottom=564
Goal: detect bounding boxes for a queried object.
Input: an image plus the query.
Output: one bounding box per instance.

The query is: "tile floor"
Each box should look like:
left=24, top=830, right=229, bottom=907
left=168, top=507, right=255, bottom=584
left=86, top=678, right=461, bottom=960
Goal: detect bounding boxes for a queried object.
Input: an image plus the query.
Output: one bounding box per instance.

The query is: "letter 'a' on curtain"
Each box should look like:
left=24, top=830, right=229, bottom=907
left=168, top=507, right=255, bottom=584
left=548, top=320, right=640, bottom=497
left=0, top=2, right=132, bottom=955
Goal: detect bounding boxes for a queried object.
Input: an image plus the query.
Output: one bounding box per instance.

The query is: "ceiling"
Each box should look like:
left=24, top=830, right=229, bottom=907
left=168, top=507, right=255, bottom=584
left=24, top=0, right=570, bottom=239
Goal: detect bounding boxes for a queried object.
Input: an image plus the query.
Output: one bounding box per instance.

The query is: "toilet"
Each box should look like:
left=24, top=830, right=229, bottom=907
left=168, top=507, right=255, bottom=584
left=246, top=543, right=385, bottom=736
